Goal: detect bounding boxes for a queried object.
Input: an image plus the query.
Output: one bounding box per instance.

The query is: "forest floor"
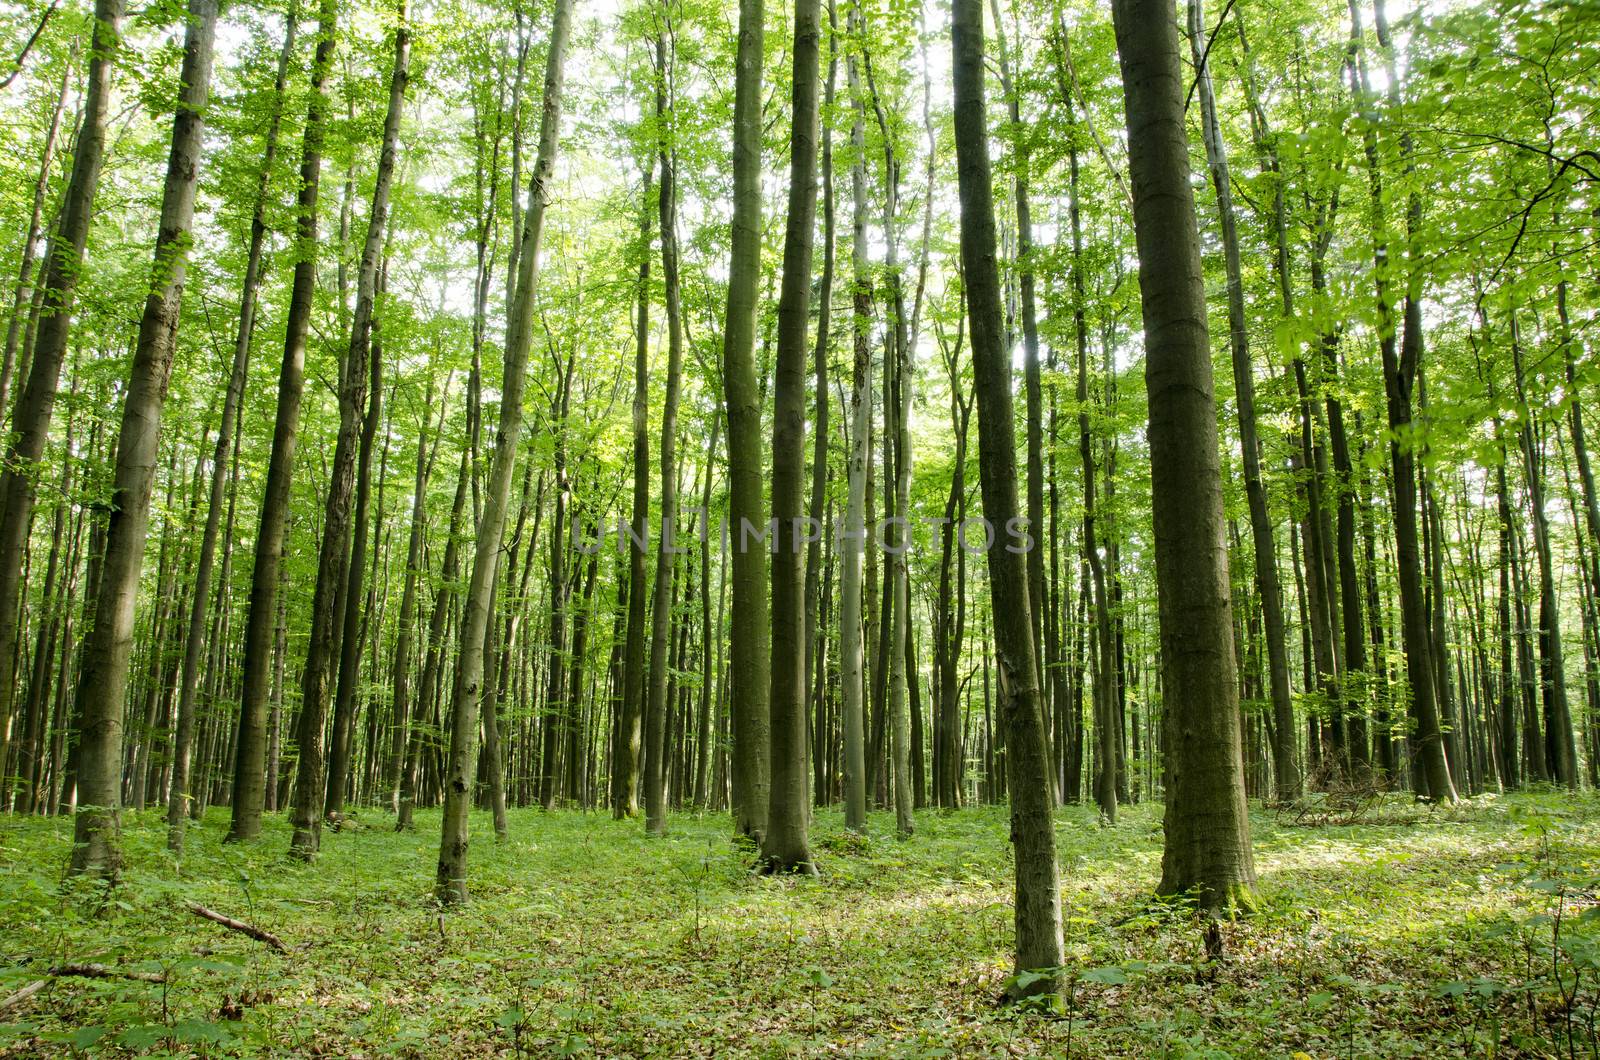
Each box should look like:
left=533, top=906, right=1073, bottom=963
left=1, top=791, right=1597, bottom=1058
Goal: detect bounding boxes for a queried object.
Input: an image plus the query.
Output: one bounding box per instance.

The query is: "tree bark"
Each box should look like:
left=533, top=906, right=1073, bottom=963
left=613, top=161, right=651, bottom=819
left=1112, top=0, right=1257, bottom=914
left=952, top=0, right=1064, bottom=996
left=645, top=28, right=686, bottom=836
left=0, top=0, right=123, bottom=796
left=68, top=0, right=215, bottom=878
left=228, top=0, right=342, bottom=842
left=760, top=0, right=822, bottom=874
left=838, top=0, right=871, bottom=833
left=436, top=0, right=571, bottom=903
left=721, top=0, right=771, bottom=844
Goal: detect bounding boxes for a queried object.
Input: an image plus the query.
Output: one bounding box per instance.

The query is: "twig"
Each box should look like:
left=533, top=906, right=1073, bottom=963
left=0, top=0, right=61, bottom=91
left=184, top=900, right=289, bottom=952
left=0, top=963, right=169, bottom=1013
left=0, top=979, right=46, bottom=1013
left=49, top=963, right=167, bottom=984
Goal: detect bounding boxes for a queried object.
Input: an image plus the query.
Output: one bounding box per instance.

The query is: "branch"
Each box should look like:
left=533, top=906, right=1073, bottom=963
left=0, top=0, right=60, bottom=92
left=1184, top=0, right=1238, bottom=114
left=0, top=963, right=169, bottom=1014
left=184, top=900, right=289, bottom=952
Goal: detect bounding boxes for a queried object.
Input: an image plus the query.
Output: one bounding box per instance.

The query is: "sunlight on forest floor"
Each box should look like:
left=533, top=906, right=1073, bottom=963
left=2, top=792, right=1596, bottom=1057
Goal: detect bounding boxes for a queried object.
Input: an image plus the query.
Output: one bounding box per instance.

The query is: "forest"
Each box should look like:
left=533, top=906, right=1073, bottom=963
left=0, top=0, right=1597, bottom=1051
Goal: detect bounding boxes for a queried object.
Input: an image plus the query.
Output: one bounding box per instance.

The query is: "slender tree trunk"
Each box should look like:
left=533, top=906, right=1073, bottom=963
left=68, top=0, right=215, bottom=877
left=838, top=1, right=871, bottom=833
left=952, top=0, right=1064, bottom=995
left=721, top=0, right=770, bottom=844
left=1112, top=0, right=1257, bottom=914
left=803, top=9, right=837, bottom=799
left=0, top=0, right=123, bottom=791
left=0, top=40, right=74, bottom=427
left=436, top=0, right=571, bottom=903
left=228, top=0, right=341, bottom=842
left=645, top=29, right=687, bottom=836
left=760, top=0, right=822, bottom=874
left=1351, top=0, right=1456, bottom=801
left=385, top=374, right=442, bottom=810
left=1509, top=313, right=1577, bottom=786
left=169, top=4, right=298, bottom=851
left=614, top=163, right=652, bottom=819
left=398, top=446, right=470, bottom=830
left=1211, top=9, right=1302, bottom=798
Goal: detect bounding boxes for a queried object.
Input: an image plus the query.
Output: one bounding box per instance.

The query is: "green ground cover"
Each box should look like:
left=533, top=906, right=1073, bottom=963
left=2, top=793, right=1596, bottom=1057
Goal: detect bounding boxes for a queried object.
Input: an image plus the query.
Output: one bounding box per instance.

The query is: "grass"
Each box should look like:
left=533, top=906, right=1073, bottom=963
left=1, top=791, right=1597, bottom=1057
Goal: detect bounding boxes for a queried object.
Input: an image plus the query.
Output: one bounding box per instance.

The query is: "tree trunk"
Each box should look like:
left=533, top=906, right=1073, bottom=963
left=67, top=0, right=215, bottom=878
left=952, top=0, right=1064, bottom=996
left=1212, top=8, right=1302, bottom=798
left=760, top=0, right=822, bottom=874
left=838, top=1, right=871, bottom=833
left=645, top=29, right=687, bottom=836
left=721, top=0, right=770, bottom=844
left=1112, top=0, right=1257, bottom=914
left=436, top=0, right=571, bottom=903
left=614, top=163, right=652, bottom=819
left=227, top=0, right=342, bottom=842
left=0, top=38, right=74, bottom=428
left=0, top=0, right=123, bottom=794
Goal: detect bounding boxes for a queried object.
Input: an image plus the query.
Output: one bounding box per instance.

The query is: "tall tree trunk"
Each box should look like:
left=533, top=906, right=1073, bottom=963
left=988, top=0, right=1045, bottom=702
left=398, top=445, right=470, bottom=830
left=228, top=0, right=342, bottom=841
left=67, top=0, right=215, bottom=877
left=838, top=0, right=871, bottom=833
left=289, top=4, right=405, bottom=859
left=760, top=0, right=822, bottom=874
left=695, top=414, right=722, bottom=806
left=952, top=0, right=1064, bottom=996
left=1112, top=0, right=1257, bottom=914
left=325, top=14, right=408, bottom=822
left=169, top=3, right=298, bottom=852
left=803, top=8, right=837, bottom=797
left=0, top=0, right=123, bottom=792
left=384, top=373, right=443, bottom=810
left=1216, top=10, right=1304, bottom=798
left=1351, top=0, right=1456, bottom=801
left=645, top=28, right=686, bottom=836
left=1509, top=313, right=1577, bottom=786
left=613, top=161, right=652, bottom=819
left=887, top=331, right=914, bottom=838
left=1049, top=37, right=1118, bottom=822
left=721, top=0, right=771, bottom=844
left=436, top=0, right=571, bottom=903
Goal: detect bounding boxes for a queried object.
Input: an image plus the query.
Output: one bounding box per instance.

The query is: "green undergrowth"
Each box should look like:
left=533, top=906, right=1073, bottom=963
left=2, top=791, right=1597, bottom=1057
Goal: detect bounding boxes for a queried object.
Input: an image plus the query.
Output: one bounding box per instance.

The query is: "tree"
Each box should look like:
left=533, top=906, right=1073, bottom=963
left=1186, top=0, right=1298, bottom=801
left=0, top=0, right=124, bottom=796
left=67, top=0, right=218, bottom=877
left=719, top=0, right=770, bottom=844
left=227, top=0, right=342, bottom=843
left=761, top=0, right=823, bottom=875
left=644, top=24, right=687, bottom=837
left=951, top=0, right=1064, bottom=998
left=291, top=0, right=410, bottom=859
left=1110, top=0, right=1256, bottom=915
left=838, top=0, right=871, bottom=833
left=436, top=0, right=573, bottom=904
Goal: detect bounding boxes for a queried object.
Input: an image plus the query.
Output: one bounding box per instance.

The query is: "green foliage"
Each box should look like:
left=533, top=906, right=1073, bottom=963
left=4, top=794, right=1600, bottom=1055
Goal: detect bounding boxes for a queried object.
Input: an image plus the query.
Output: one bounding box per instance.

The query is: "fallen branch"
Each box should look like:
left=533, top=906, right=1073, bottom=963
left=49, top=962, right=168, bottom=983
left=0, top=963, right=169, bottom=1013
left=184, top=900, right=288, bottom=953
left=0, top=979, right=46, bottom=1013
